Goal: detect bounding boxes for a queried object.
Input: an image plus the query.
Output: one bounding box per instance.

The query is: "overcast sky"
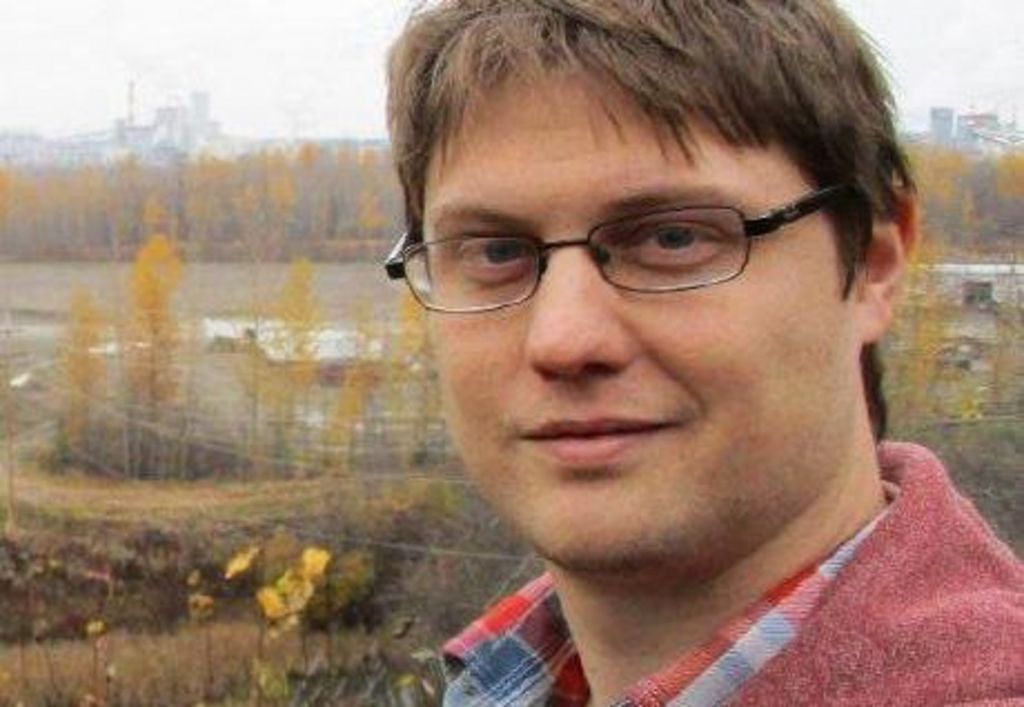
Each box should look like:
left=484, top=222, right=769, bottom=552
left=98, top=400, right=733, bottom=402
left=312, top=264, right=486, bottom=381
left=1, top=0, right=1020, bottom=140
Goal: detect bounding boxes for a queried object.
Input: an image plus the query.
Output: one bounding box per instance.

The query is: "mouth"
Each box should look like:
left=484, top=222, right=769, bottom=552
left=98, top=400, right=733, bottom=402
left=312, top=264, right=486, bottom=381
left=521, top=418, right=673, bottom=468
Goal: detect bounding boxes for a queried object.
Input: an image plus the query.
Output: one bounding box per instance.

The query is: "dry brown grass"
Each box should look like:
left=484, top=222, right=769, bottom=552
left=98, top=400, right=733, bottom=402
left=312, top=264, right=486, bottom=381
left=0, top=620, right=380, bottom=706
left=15, top=464, right=347, bottom=530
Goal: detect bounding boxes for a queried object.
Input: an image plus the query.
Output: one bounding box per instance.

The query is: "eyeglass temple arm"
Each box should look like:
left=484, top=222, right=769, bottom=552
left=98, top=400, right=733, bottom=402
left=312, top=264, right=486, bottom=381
left=743, top=185, right=855, bottom=238
left=384, top=232, right=410, bottom=280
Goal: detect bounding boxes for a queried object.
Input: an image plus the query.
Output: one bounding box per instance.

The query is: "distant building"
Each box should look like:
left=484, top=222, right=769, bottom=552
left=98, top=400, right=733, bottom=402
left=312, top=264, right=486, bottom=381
left=915, top=263, right=1022, bottom=374
left=0, top=132, right=49, bottom=165
left=1, top=90, right=223, bottom=167
left=0, top=90, right=390, bottom=168
left=922, top=106, right=1023, bottom=156
left=930, top=107, right=955, bottom=147
left=927, top=263, right=1023, bottom=310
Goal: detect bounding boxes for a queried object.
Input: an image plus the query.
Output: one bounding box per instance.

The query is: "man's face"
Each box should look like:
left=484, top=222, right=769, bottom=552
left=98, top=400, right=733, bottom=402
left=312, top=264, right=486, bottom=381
left=423, top=77, right=886, bottom=579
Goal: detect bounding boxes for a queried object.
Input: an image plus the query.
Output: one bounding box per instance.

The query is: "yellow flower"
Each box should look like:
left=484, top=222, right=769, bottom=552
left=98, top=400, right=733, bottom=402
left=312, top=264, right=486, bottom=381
left=224, top=546, right=261, bottom=580
left=257, top=587, right=288, bottom=621
left=299, top=547, right=330, bottom=581
left=85, top=620, right=106, bottom=638
left=276, top=569, right=315, bottom=609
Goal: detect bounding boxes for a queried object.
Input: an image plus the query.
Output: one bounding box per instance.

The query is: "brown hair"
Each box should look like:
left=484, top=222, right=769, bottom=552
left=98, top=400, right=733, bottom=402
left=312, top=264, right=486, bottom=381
left=386, top=0, right=914, bottom=439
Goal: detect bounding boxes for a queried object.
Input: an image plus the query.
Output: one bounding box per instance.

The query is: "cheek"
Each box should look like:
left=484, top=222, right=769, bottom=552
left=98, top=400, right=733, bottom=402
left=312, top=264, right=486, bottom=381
left=651, top=284, right=855, bottom=425
left=429, top=318, right=515, bottom=448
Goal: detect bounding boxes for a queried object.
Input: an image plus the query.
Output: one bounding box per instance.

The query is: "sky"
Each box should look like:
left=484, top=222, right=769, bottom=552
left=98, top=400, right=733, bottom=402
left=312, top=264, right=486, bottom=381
left=0, top=0, right=1020, bottom=140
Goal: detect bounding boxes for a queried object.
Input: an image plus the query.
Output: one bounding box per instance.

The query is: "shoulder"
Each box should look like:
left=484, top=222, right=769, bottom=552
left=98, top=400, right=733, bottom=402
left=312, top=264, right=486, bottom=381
left=731, top=442, right=1023, bottom=705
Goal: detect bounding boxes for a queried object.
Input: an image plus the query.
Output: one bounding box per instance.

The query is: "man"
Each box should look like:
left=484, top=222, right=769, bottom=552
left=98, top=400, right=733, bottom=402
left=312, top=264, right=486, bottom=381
left=383, top=1, right=1023, bottom=704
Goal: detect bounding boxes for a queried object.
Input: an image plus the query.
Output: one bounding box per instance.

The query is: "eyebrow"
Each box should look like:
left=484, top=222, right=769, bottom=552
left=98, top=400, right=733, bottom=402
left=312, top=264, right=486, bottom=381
left=426, top=184, right=747, bottom=239
left=597, top=185, right=744, bottom=219
left=427, top=205, right=538, bottom=240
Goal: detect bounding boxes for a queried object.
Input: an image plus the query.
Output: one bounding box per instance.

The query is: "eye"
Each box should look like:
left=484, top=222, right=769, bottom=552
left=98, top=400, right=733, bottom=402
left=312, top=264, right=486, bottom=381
left=473, top=238, right=532, bottom=264
left=597, top=213, right=734, bottom=272
left=447, top=237, right=536, bottom=286
left=652, top=225, right=698, bottom=250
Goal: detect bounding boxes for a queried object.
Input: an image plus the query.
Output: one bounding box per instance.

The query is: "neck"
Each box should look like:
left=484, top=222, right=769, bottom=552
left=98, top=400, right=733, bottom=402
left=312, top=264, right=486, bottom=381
left=549, top=449, right=886, bottom=706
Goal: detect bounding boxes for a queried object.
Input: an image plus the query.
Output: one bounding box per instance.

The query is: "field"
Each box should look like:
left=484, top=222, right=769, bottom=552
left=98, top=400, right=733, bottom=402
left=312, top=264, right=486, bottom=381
left=0, top=259, right=1019, bottom=705
left=0, top=261, right=398, bottom=320
left=0, top=261, right=533, bottom=705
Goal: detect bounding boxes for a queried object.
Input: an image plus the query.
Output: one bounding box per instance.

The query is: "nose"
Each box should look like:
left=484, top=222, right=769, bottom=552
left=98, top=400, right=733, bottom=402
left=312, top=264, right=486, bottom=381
left=523, top=247, right=637, bottom=381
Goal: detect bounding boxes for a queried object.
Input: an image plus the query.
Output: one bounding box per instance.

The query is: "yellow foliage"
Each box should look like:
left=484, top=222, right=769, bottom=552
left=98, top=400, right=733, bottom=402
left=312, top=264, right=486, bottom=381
left=270, top=259, right=323, bottom=366
left=225, top=545, right=261, bottom=580
left=0, top=169, right=13, bottom=220
left=186, top=569, right=201, bottom=587
left=957, top=388, right=984, bottom=421
left=255, top=545, right=340, bottom=629
left=269, top=259, right=323, bottom=395
left=85, top=620, right=106, bottom=638
left=256, top=586, right=289, bottom=621
left=396, top=290, right=427, bottom=361
left=297, top=143, right=321, bottom=170
left=324, top=361, right=379, bottom=469
left=274, top=568, right=315, bottom=603
left=127, top=234, right=183, bottom=407
left=265, top=259, right=324, bottom=456
left=886, top=235, right=955, bottom=422
left=909, top=145, right=969, bottom=208
left=257, top=568, right=315, bottom=627
left=61, top=289, right=106, bottom=448
left=299, top=546, right=331, bottom=580
left=995, top=152, right=1024, bottom=200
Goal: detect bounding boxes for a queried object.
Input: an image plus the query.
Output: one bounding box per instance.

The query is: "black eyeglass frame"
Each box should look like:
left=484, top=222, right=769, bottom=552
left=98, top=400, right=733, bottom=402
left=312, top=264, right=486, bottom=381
left=385, top=184, right=859, bottom=312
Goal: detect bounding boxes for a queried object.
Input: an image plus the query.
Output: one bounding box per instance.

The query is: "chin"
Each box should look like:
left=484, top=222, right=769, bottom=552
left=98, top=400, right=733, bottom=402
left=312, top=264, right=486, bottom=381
left=526, top=515, right=727, bottom=580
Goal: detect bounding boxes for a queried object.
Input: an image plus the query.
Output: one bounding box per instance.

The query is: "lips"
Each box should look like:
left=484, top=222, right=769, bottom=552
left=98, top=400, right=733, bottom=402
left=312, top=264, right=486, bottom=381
left=521, top=418, right=671, bottom=467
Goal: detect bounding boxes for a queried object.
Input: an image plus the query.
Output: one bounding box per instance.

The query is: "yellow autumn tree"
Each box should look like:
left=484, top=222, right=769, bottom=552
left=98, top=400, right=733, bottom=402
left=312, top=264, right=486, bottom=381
left=0, top=169, right=12, bottom=226
left=994, top=152, right=1024, bottom=201
left=127, top=234, right=182, bottom=410
left=267, top=259, right=324, bottom=466
left=382, top=291, right=440, bottom=467
left=60, top=289, right=106, bottom=458
left=323, top=299, right=380, bottom=473
left=908, top=145, right=972, bottom=248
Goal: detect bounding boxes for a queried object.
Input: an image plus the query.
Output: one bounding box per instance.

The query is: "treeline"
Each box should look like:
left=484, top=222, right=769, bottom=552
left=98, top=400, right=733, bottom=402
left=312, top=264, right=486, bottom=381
left=908, top=146, right=1023, bottom=258
left=0, top=144, right=404, bottom=262
left=0, top=144, right=1020, bottom=263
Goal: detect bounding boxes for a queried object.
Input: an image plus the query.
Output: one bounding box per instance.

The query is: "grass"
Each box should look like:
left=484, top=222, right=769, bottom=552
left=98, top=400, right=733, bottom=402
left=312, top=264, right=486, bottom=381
left=0, top=620, right=418, bottom=705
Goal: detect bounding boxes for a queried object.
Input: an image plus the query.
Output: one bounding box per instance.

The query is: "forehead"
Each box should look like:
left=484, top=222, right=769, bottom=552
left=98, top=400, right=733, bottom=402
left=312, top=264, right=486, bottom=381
left=423, top=75, right=809, bottom=232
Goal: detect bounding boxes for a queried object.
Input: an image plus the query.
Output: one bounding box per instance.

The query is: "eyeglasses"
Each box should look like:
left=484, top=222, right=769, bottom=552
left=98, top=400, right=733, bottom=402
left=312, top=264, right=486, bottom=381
left=385, top=184, right=857, bottom=313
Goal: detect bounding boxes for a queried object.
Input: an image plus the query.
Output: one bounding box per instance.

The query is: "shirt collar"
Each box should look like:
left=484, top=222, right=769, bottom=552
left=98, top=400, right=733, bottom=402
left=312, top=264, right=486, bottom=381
left=444, top=505, right=891, bottom=706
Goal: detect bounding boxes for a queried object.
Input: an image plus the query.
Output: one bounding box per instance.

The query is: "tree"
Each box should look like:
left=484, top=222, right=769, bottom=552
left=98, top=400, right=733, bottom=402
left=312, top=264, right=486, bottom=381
left=994, top=153, right=1024, bottom=200
left=59, top=290, right=106, bottom=460
left=128, top=234, right=183, bottom=408
left=266, top=259, right=324, bottom=469
left=323, top=299, right=379, bottom=472
left=0, top=169, right=12, bottom=227
left=382, top=291, right=439, bottom=468
left=125, top=234, right=183, bottom=478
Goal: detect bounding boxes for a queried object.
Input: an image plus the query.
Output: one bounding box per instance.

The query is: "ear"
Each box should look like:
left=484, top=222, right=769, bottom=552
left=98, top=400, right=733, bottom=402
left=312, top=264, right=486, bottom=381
left=855, top=190, right=919, bottom=345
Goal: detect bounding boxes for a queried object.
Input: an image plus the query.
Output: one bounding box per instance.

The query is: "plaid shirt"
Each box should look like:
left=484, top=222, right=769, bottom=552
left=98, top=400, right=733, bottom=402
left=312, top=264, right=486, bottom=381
left=443, top=511, right=887, bottom=707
